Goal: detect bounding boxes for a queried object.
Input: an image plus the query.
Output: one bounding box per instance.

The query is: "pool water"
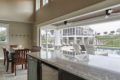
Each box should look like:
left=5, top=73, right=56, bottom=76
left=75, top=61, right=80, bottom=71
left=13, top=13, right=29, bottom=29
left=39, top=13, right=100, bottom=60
left=96, top=47, right=120, bottom=57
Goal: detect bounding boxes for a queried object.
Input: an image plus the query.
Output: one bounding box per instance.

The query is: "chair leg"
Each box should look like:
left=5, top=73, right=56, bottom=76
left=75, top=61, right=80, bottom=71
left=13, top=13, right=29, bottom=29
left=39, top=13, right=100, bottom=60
left=11, top=62, right=14, bottom=73
left=14, top=64, right=16, bottom=76
left=22, top=64, right=23, bottom=69
left=6, top=61, right=9, bottom=72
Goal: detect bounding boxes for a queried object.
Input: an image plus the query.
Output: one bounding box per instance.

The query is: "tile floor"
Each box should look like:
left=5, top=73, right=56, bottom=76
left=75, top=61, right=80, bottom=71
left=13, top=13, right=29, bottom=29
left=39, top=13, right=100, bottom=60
left=0, top=60, right=27, bottom=80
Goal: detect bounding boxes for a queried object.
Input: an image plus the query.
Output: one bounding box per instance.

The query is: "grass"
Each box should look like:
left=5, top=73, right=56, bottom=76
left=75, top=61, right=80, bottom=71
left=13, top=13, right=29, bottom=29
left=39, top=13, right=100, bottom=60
left=96, top=35, right=120, bottom=48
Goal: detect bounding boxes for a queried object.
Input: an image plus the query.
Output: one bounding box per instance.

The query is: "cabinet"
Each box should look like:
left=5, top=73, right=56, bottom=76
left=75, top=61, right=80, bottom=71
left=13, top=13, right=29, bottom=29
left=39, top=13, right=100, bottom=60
left=60, top=71, right=86, bottom=80
left=27, top=55, right=86, bottom=80
left=27, top=56, right=38, bottom=80
left=42, top=64, right=59, bottom=80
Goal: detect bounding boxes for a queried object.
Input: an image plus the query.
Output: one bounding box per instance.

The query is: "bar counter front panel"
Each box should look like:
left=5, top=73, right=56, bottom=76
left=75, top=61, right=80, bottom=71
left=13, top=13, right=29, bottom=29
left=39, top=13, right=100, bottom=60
left=27, top=50, right=120, bottom=80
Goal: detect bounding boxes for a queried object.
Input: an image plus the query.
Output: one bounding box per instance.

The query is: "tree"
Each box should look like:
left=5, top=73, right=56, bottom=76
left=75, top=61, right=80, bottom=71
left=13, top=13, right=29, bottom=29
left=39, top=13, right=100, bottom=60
left=104, top=32, right=107, bottom=35
left=0, top=30, right=6, bottom=41
left=110, top=31, right=115, bottom=35
left=97, top=33, right=100, bottom=35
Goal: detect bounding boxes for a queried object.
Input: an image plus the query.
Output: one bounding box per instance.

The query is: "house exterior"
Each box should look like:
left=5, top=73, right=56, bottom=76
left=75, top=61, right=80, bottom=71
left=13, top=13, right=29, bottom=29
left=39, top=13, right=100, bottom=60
left=60, top=26, right=94, bottom=46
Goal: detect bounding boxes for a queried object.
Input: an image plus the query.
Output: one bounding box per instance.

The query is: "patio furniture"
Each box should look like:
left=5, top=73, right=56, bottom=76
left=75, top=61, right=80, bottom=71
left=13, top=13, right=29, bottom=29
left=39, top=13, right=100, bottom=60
left=85, top=44, right=95, bottom=54
left=80, top=45, right=86, bottom=51
left=12, top=49, right=29, bottom=75
left=73, top=43, right=82, bottom=54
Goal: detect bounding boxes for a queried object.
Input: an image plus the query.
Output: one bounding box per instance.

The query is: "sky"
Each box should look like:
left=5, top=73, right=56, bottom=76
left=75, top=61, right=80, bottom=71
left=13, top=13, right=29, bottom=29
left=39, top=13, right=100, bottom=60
left=0, top=27, right=6, bottom=32
left=89, top=20, right=120, bottom=35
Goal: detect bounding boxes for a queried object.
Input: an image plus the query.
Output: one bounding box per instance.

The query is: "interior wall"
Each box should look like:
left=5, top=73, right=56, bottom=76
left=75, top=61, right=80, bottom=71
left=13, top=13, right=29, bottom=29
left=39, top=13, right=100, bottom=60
left=33, top=25, right=38, bottom=46
left=0, top=20, right=33, bottom=59
left=36, top=0, right=105, bottom=24
left=0, top=0, right=34, bottom=23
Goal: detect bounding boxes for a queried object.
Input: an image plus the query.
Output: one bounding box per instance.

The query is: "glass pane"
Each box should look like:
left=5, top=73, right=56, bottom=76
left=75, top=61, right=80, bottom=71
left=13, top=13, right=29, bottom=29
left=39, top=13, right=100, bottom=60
left=36, top=0, right=40, bottom=10
left=40, top=20, right=120, bottom=58
left=0, top=27, right=7, bottom=42
left=40, top=29, right=55, bottom=51
left=43, top=0, right=48, bottom=6
left=47, top=30, right=55, bottom=50
left=41, top=29, right=47, bottom=49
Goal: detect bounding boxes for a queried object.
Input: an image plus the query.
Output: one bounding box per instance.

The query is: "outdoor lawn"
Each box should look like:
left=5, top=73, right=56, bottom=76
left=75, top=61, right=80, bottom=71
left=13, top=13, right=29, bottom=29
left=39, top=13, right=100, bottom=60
left=96, top=35, right=120, bottom=48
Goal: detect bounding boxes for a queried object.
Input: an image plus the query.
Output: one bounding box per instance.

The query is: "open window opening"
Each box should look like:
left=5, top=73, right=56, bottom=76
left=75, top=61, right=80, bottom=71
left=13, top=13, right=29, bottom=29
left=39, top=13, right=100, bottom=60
left=0, top=24, right=8, bottom=43
left=39, top=5, right=120, bottom=58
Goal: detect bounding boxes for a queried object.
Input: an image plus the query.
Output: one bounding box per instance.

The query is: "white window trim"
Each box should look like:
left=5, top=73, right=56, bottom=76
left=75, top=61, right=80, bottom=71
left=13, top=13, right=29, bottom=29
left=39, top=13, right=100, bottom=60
left=43, top=0, right=49, bottom=6
left=0, top=23, right=9, bottom=44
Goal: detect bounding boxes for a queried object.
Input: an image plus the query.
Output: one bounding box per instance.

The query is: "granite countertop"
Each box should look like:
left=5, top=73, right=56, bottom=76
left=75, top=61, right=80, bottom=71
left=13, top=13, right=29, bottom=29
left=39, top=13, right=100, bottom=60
left=27, top=50, right=120, bottom=80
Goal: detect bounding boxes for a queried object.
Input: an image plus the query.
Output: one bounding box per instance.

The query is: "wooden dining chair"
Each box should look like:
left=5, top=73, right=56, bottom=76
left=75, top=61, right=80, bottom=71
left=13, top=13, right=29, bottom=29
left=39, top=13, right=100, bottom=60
left=2, top=48, right=12, bottom=72
left=2, top=48, right=7, bottom=65
left=12, top=49, right=29, bottom=76
left=6, top=50, right=12, bottom=72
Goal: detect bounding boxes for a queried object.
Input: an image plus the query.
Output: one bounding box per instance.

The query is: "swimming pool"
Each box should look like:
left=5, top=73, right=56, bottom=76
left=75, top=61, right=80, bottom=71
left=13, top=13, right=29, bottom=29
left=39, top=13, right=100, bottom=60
left=96, top=47, right=120, bottom=57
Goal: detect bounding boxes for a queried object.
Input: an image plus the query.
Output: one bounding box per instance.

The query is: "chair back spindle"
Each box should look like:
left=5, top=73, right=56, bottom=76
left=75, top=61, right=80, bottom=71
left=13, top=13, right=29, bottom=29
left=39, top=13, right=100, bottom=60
left=10, top=45, right=18, bottom=49
left=13, top=49, right=29, bottom=64
left=12, top=49, right=29, bottom=75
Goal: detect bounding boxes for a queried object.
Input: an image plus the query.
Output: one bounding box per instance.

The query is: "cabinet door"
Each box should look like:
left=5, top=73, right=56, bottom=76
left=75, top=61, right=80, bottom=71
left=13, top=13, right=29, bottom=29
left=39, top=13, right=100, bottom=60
left=61, top=71, right=86, bottom=80
left=42, top=64, right=59, bottom=80
left=28, top=56, right=38, bottom=80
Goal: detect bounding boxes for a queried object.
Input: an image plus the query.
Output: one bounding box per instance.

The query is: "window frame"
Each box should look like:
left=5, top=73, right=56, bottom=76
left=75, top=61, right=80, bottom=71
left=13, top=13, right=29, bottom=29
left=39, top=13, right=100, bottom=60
left=0, top=24, right=9, bottom=44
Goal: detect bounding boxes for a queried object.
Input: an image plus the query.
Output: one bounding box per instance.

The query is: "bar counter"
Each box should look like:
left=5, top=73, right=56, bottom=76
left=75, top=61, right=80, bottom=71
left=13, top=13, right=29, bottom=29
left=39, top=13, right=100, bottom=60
left=27, top=50, right=120, bottom=80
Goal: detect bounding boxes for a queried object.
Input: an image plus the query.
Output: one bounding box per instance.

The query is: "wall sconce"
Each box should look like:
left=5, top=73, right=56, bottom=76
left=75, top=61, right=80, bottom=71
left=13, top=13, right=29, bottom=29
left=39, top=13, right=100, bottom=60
left=64, top=21, right=68, bottom=25
left=105, top=9, right=113, bottom=18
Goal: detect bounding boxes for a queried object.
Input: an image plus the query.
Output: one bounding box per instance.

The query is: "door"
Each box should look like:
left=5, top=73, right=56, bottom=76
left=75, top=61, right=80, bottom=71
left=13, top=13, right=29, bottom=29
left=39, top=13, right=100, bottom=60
left=42, top=64, right=59, bottom=80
